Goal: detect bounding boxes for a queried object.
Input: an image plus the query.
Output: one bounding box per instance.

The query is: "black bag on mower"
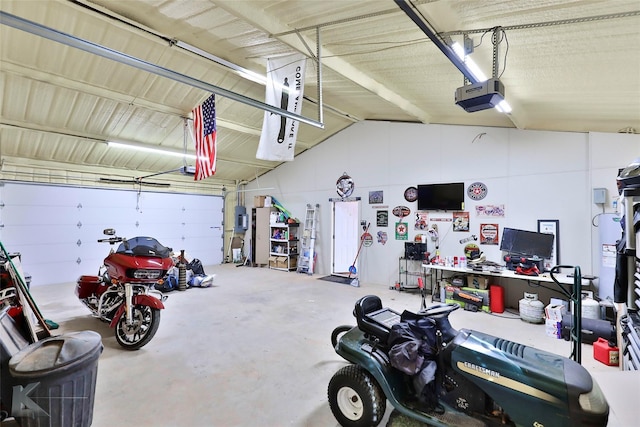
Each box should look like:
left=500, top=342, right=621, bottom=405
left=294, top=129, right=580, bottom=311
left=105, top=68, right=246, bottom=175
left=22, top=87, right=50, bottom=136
left=388, top=311, right=441, bottom=413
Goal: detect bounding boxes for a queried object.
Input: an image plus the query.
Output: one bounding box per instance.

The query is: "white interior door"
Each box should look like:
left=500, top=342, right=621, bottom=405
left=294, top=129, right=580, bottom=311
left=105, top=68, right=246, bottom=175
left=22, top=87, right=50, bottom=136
left=331, top=200, right=359, bottom=275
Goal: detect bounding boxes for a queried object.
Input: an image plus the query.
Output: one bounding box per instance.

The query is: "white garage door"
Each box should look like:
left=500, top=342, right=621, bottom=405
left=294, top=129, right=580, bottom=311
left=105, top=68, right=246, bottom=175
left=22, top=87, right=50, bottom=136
left=0, top=183, right=223, bottom=286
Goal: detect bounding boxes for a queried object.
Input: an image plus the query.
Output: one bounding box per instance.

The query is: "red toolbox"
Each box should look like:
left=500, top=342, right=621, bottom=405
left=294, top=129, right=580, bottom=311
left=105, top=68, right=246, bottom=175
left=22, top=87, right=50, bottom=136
left=593, top=337, right=619, bottom=366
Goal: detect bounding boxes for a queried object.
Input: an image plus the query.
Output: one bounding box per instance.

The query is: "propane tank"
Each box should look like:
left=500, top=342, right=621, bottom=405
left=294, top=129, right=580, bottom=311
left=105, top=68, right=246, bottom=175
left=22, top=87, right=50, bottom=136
left=519, top=292, right=544, bottom=323
left=581, top=291, right=600, bottom=320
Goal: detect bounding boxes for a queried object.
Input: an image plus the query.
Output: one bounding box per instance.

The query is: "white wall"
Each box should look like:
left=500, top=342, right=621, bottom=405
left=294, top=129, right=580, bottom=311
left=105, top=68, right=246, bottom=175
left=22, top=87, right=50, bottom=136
left=247, top=121, right=639, bottom=299
left=0, top=183, right=224, bottom=286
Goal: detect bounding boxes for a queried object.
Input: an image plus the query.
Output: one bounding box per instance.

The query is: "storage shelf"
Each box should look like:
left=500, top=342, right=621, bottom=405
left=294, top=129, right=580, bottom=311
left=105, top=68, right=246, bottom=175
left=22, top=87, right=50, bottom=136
left=269, top=222, right=299, bottom=272
left=394, top=257, right=428, bottom=292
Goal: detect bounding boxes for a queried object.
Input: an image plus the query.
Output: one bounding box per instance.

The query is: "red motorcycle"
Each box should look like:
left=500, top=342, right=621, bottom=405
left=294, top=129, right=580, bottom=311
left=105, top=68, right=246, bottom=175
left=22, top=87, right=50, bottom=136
left=76, top=229, right=173, bottom=350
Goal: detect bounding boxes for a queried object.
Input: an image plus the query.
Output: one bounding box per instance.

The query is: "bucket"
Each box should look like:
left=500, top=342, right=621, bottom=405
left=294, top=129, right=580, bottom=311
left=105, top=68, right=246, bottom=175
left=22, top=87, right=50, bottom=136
left=489, top=285, right=504, bottom=313
left=519, top=292, right=544, bottom=323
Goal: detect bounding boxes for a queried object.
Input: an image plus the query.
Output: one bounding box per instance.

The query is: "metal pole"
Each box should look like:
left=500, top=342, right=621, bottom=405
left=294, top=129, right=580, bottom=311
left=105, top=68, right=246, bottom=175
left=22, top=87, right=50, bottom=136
left=316, top=27, right=324, bottom=124
left=1, top=11, right=324, bottom=129
left=492, top=27, right=500, bottom=78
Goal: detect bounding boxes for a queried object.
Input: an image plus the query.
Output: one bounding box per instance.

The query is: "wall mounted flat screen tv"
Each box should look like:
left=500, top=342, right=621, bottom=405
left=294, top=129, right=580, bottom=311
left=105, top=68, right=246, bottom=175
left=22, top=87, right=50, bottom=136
left=499, top=227, right=554, bottom=259
left=417, top=183, right=465, bottom=211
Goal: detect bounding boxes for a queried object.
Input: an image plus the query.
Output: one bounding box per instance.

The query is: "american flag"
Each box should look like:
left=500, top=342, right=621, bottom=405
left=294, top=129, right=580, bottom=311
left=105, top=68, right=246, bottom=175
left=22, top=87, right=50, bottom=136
left=192, top=94, right=217, bottom=180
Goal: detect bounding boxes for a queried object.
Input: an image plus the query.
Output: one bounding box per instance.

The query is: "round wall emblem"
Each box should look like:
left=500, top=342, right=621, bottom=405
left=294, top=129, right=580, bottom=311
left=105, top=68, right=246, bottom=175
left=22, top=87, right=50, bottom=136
left=467, top=182, right=488, bottom=201
left=336, top=172, right=354, bottom=198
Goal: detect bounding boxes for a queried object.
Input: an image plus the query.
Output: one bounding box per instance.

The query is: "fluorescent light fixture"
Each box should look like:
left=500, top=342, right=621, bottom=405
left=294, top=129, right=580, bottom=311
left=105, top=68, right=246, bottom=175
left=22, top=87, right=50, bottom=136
left=495, top=100, right=512, bottom=113
left=107, top=141, right=196, bottom=160
left=452, top=42, right=512, bottom=114
left=452, top=43, right=487, bottom=81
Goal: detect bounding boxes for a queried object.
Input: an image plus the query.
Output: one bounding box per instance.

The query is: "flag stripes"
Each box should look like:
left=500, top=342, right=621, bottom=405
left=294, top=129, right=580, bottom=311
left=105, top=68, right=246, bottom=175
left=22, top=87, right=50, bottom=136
left=192, top=94, right=217, bottom=180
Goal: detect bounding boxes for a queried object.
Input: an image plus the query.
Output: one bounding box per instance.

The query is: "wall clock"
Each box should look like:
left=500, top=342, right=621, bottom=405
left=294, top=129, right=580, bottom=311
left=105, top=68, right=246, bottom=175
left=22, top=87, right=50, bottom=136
left=404, top=186, right=418, bottom=202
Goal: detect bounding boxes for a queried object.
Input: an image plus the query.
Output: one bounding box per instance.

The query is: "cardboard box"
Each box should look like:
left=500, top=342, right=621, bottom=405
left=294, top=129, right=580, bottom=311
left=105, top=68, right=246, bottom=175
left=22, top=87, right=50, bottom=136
left=254, top=195, right=266, bottom=207
left=544, top=304, right=566, bottom=338
left=270, top=211, right=283, bottom=225
left=550, top=298, right=568, bottom=313
left=268, top=256, right=278, bottom=267
left=276, top=256, right=287, bottom=268
left=273, top=256, right=295, bottom=269
left=445, top=286, right=490, bottom=313
left=466, top=275, right=489, bottom=290
left=545, top=304, right=566, bottom=321
left=545, top=318, right=562, bottom=339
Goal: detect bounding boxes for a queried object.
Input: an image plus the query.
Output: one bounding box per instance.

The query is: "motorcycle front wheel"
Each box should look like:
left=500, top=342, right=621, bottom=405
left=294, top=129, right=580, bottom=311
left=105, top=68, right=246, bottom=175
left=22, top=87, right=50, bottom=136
left=115, top=305, right=161, bottom=350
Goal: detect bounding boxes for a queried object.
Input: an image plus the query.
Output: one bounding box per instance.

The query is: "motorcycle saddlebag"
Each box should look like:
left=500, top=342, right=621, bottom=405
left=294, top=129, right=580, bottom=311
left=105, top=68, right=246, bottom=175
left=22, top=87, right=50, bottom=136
left=76, top=275, right=103, bottom=299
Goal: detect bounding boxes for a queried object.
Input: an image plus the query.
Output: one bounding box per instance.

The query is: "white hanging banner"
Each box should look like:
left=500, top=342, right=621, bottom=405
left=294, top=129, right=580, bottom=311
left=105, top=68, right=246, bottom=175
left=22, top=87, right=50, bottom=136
left=256, top=54, right=307, bottom=161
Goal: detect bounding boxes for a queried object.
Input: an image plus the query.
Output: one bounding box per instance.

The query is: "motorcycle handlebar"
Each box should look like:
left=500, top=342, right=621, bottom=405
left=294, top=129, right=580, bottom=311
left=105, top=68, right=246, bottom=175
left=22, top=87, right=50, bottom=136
left=97, top=237, right=123, bottom=244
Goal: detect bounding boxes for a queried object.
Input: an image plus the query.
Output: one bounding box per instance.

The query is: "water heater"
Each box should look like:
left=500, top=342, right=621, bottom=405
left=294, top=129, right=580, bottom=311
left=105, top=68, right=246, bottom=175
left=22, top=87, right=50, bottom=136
left=598, top=213, right=622, bottom=300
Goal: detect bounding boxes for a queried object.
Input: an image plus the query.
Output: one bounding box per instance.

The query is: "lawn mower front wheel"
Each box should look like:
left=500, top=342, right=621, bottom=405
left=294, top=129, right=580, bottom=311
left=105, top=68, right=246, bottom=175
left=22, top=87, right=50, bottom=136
left=328, top=364, right=386, bottom=427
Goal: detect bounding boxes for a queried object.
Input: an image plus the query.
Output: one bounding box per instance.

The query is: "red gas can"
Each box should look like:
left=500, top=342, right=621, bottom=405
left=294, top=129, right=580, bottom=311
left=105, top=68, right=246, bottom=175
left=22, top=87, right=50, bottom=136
left=489, top=285, right=504, bottom=313
left=593, top=337, right=619, bottom=366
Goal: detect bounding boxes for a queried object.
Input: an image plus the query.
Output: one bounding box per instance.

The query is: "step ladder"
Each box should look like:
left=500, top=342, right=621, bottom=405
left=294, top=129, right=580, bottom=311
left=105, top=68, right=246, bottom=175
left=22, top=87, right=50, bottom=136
left=297, top=204, right=318, bottom=275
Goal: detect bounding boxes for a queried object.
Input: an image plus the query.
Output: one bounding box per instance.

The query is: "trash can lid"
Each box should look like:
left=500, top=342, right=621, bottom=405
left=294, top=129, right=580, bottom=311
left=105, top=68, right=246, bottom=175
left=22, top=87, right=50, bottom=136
left=9, top=331, right=102, bottom=375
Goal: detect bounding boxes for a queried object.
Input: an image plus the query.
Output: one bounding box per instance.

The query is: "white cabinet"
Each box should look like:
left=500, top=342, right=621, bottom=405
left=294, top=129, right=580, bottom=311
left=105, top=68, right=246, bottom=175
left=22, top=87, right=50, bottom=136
left=252, top=207, right=275, bottom=265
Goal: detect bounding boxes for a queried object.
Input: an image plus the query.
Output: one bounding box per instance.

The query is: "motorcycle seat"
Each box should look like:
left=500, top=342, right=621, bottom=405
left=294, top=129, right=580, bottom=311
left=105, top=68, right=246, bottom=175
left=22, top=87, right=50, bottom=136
left=354, top=295, right=401, bottom=346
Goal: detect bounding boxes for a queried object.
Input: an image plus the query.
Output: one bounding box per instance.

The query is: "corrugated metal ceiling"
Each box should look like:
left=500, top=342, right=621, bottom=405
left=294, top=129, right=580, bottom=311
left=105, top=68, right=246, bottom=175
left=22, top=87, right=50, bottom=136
left=1, top=0, right=639, bottom=191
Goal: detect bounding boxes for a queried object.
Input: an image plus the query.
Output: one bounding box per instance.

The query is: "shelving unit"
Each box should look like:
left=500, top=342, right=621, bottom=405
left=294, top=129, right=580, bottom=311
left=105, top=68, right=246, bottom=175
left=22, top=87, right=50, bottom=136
left=269, top=223, right=299, bottom=271
left=620, top=187, right=639, bottom=370
left=394, top=257, right=428, bottom=292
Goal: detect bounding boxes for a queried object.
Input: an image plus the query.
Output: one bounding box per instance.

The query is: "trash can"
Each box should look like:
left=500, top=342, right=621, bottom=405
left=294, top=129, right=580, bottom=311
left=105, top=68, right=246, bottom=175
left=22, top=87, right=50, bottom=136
left=0, top=306, right=30, bottom=416
left=8, top=331, right=103, bottom=427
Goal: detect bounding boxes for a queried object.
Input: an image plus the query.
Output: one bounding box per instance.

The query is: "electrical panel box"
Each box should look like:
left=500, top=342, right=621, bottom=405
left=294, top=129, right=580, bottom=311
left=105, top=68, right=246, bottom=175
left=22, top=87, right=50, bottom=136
left=592, top=188, right=607, bottom=204
left=234, top=205, right=248, bottom=232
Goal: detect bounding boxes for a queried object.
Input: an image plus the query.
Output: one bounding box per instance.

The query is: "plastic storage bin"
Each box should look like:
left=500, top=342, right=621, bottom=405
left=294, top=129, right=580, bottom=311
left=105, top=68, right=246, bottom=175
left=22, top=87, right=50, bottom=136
left=8, top=331, right=103, bottom=427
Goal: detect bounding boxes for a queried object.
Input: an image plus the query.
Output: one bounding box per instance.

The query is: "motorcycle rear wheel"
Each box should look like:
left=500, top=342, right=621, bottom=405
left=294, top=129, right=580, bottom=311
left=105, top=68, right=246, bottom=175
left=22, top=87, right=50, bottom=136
left=115, top=305, right=160, bottom=350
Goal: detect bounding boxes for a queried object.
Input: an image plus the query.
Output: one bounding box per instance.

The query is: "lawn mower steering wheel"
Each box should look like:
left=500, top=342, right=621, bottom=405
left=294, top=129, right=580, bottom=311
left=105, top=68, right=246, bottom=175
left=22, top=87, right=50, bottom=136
left=417, top=303, right=460, bottom=317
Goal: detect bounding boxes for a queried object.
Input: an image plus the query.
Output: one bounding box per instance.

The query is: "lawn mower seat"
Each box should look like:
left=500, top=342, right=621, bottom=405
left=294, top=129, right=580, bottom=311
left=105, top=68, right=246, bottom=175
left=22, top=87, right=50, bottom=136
left=353, top=295, right=400, bottom=346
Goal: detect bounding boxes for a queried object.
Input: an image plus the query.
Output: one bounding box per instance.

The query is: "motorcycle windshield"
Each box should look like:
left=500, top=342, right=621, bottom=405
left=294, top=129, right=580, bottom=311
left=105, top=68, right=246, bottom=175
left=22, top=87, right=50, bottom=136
left=116, top=237, right=172, bottom=258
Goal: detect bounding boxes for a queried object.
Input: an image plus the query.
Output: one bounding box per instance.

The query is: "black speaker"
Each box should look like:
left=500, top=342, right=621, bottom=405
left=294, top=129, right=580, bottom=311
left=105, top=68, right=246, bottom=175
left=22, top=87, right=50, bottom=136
left=404, top=242, right=427, bottom=260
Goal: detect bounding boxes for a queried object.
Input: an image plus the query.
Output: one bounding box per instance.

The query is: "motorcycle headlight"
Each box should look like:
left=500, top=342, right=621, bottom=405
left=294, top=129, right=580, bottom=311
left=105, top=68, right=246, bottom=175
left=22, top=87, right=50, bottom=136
left=129, top=269, right=163, bottom=280
left=578, top=379, right=608, bottom=414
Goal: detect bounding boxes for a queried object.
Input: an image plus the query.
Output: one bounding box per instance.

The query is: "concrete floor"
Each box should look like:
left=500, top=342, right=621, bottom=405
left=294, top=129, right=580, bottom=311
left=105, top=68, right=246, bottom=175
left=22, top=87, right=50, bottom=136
left=13, top=263, right=640, bottom=426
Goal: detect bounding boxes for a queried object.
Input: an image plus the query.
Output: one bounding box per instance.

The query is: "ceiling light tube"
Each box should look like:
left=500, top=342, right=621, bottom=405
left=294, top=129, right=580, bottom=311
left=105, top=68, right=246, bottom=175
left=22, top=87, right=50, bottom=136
left=451, top=43, right=487, bottom=82
left=107, top=141, right=196, bottom=160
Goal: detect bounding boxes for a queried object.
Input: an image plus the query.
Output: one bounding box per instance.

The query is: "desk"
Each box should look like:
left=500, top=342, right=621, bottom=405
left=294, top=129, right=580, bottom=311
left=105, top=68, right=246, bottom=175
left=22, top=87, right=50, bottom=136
left=422, top=263, right=590, bottom=302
